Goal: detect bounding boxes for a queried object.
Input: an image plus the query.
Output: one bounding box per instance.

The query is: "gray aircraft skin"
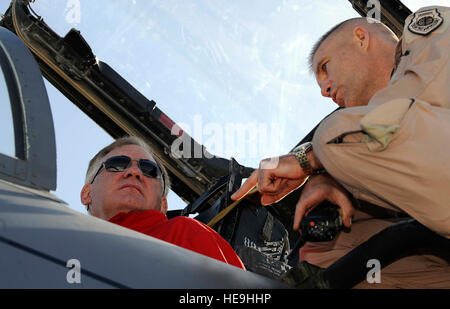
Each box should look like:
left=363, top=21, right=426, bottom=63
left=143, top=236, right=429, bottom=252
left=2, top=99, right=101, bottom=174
left=0, top=0, right=416, bottom=289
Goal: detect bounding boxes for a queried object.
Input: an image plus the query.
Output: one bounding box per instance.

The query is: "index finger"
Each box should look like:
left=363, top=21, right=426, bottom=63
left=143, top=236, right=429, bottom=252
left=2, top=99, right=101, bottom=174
left=293, top=188, right=322, bottom=231
left=230, top=170, right=258, bottom=201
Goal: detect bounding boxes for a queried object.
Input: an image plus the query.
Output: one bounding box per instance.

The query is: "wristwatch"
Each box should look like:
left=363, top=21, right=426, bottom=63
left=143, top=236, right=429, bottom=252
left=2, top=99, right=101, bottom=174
left=290, top=142, right=325, bottom=176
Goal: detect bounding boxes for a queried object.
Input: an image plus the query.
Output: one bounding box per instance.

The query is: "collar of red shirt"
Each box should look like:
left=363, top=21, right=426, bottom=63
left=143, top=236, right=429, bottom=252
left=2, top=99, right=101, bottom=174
left=108, top=209, right=168, bottom=234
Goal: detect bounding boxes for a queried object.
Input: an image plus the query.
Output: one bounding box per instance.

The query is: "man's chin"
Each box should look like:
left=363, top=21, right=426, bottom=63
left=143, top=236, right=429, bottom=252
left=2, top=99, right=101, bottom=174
left=344, top=95, right=372, bottom=108
left=343, top=100, right=356, bottom=108
left=112, top=198, right=149, bottom=213
left=102, top=194, right=162, bottom=218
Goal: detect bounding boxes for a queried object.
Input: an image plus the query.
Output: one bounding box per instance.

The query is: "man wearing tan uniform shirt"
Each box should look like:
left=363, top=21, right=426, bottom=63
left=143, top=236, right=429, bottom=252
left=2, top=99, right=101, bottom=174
left=232, top=6, right=449, bottom=288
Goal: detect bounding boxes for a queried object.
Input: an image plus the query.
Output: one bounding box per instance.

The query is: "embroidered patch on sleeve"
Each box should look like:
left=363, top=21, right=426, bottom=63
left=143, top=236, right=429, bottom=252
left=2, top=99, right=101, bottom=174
left=408, top=8, right=443, bottom=36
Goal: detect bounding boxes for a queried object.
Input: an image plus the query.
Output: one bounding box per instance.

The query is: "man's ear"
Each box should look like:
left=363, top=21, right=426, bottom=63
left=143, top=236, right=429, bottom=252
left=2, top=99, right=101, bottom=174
left=353, top=26, right=370, bottom=50
left=160, top=197, right=168, bottom=214
left=80, top=184, right=92, bottom=206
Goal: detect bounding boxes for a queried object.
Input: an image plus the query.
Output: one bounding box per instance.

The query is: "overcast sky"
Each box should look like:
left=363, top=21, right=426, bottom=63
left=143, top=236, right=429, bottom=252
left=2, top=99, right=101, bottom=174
left=0, top=0, right=446, bottom=215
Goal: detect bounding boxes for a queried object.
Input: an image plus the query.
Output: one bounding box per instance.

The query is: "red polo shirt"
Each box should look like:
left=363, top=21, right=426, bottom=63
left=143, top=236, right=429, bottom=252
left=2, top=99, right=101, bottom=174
left=109, top=210, right=245, bottom=269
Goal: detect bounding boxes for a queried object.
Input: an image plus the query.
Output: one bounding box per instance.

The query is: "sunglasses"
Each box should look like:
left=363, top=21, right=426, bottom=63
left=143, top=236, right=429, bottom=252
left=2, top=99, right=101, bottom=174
left=91, top=155, right=163, bottom=185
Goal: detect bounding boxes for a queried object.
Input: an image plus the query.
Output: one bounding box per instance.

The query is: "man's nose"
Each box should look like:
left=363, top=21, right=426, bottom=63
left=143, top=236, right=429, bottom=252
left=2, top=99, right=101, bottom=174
left=320, top=80, right=332, bottom=98
left=123, top=161, right=142, bottom=180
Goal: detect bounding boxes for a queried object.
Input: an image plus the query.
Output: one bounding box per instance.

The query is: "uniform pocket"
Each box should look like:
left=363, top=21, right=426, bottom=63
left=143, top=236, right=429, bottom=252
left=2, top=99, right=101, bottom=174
left=359, top=98, right=414, bottom=151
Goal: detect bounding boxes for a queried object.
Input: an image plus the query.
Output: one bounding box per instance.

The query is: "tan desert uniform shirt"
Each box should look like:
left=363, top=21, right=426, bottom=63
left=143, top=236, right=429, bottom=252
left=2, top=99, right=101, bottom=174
left=301, top=6, right=450, bottom=288
left=313, top=5, right=450, bottom=238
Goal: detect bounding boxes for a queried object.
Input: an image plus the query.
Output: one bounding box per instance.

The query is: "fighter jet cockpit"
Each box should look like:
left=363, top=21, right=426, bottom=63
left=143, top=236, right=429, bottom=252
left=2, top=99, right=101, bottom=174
left=0, top=0, right=448, bottom=290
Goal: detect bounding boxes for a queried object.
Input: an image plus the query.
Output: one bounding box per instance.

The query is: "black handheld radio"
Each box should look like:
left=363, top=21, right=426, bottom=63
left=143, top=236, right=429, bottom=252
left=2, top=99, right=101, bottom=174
left=299, top=203, right=343, bottom=242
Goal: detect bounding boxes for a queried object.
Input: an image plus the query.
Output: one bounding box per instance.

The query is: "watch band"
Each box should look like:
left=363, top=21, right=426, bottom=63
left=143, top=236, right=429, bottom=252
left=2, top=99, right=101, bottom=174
left=290, top=142, right=325, bottom=176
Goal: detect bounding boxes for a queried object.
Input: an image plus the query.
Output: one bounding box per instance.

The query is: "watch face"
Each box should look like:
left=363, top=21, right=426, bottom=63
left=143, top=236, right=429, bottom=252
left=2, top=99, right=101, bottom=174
left=295, top=142, right=312, bottom=152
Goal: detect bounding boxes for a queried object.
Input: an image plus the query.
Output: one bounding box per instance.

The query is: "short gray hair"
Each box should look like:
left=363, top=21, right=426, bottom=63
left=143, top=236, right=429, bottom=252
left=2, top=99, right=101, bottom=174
left=85, top=136, right=170, bottom=197
left=308, top=17, right=395, bottom=72
left=308, top=19, right=351, bottom=72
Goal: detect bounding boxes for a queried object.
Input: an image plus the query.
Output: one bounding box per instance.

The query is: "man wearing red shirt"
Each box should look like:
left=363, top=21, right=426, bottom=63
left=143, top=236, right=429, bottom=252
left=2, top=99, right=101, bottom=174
left=80, top=136, right=245, bottom=269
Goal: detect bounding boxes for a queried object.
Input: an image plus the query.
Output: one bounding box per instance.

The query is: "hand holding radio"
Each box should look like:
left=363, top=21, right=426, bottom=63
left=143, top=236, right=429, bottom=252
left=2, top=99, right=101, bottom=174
left=294, top=173, right=354, bottom=232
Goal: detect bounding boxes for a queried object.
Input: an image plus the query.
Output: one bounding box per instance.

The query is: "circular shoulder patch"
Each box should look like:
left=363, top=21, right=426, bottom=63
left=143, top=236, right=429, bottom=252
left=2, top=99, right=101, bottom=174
left=408, top=8, right=443, bottom=36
